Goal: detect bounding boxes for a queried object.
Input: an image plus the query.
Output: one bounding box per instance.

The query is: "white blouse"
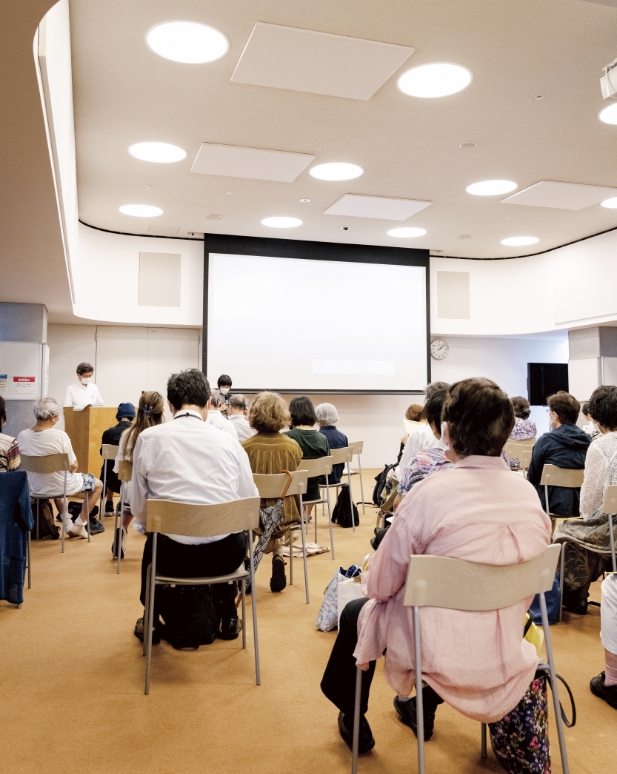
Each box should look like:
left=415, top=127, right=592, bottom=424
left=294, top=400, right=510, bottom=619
left=580, top=431, right=617, bottom=519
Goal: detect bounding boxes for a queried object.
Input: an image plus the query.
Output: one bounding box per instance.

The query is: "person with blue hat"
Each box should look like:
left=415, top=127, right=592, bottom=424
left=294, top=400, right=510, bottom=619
left=100, top=402, right=136, bottom=517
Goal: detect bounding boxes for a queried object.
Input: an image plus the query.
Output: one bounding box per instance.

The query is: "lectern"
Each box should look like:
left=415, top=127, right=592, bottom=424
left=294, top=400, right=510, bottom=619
left=63, top=407, right=118, bottom=477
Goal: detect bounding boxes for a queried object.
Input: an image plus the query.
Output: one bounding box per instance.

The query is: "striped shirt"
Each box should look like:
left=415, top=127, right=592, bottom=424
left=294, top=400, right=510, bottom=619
left=0, top=432, right=21, bottom=472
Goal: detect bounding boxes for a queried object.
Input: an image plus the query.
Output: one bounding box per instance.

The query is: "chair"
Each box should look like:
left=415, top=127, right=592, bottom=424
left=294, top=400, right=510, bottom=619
left=350, top=544, right=569, bottom=774
left=298, top=456, right=335, bottom=560
left=504, top=439, right=536, bottom=473
left=253, top=470, right=310, bottom=603
left=100, top=443, right=118, bottom=516
left=348, top=441, right=366, bottom=514
left=113, top=459, right=132, bottom=574
left=20, top=452, right=81, bottom=553
left=540, top=464, right=585, bottom=533
left=143, top=496, right=261, bottom=695
left=323, top=447, right=356, bottom=532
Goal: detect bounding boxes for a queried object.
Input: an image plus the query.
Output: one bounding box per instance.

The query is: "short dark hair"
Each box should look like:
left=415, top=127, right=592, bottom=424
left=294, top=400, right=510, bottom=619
left=547, top=391, right=579, bottom=425
left=442, top=378, right=515, bottom=458
left=217, top=374, right=232, bottom=388
left=511, top=396, right=531, bottom=420
left=167, top=369, right=211, bottom=411
left=289, top=396, right=316, bottom=427
left=425, top=381, right=450, bottom=401
left=582, top=402, right=590, bottom=416
left=422, top=386, right=449, bottom=429
left=588, top=385, right=617, bottom=430
left=0, top=396, right=6, bottom=425
left=76, top=362, right=93, bottom=375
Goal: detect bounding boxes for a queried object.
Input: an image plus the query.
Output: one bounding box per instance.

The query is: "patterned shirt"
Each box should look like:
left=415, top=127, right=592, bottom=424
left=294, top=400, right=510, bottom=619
left=398, top=445, right=453, bottom=496
left=506, top=418, right=537, bottom=469
left=0, top=432, right=21, bottom=472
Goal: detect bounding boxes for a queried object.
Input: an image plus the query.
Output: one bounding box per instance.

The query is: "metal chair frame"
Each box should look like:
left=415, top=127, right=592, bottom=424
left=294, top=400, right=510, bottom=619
left=297, top=456, right=335, bottom=560
left=540, top=463, right=585, bottom=535
left=114, top=459, right=132, bottom=574
left=100, top=443, right=118, bottom=520
left=348, top=441, right=366, bottom=513
left=322, top=447, right=356, bottom=532
left=504, top=438, right=536, bottom=473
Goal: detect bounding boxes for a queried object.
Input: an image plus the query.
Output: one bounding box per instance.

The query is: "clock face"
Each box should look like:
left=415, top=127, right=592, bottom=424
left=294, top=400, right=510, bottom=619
left=430, top=338, right=449, bottom=360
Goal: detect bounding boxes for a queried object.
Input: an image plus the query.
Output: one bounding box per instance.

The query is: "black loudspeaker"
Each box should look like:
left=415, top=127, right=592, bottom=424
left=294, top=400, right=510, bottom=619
left=527, top=363, right=569, bottom=406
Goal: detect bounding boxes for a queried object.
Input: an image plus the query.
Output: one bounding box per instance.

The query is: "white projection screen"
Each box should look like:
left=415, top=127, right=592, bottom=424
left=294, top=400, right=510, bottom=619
left=207, top=252, right=428, bottom=392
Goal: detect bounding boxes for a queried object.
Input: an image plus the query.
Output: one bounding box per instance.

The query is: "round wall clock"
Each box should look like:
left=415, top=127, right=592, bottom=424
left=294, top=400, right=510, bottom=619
left=430, top=338, right=449, bottom=360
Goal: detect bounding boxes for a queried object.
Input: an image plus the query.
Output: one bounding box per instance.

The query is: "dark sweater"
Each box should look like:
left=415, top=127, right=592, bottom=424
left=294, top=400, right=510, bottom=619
left=319, top=425, right=348, bottom=484
left=284, top=428, right=330, bottom=501
left=100, top=420, right=132, bottom=494
left=527, top=424, right=592, bottom=515
left=0, top=471, right=33, bottom=604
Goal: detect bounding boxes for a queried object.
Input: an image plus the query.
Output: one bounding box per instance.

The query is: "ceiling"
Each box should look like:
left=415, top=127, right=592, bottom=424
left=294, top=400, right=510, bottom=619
left=70, top=0, right=617, bottom=259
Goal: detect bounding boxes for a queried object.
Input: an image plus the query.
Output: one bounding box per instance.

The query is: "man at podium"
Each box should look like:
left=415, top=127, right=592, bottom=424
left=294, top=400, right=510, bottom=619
left=64, top=362, right=104, bottom=410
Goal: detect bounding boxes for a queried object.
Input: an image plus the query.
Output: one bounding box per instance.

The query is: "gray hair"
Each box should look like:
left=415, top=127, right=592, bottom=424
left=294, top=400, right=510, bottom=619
left=315, top=402, right=338, bottom=426
left=229, top=394, right=247, bottom=411
left=34, top=397, right=61, bottom=421
left=425, top=381, right=450, bottom=401
left=210, top=390, right=224, bottom=408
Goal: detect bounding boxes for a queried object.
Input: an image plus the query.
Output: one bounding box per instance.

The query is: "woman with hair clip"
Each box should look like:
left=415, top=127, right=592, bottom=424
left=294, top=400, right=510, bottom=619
left=111, top=391, right=165, bottom=559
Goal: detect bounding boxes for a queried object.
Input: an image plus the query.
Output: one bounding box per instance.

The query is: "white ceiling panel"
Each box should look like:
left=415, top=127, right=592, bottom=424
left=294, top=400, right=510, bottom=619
left=501, top=181, right=617, bottom=210
left=230, top=22, right=413, bottom=100
left=190, top=142, right=315, bottom=182
left=324, top=194, right=432, bottom=220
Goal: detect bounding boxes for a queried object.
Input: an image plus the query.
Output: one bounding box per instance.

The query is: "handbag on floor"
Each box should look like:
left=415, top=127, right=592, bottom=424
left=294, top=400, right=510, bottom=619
left=332, top=484, right=359, bottom=528
left=30, top=499, right=59, bottom=540
left=158, top=584, right=219, bottom=650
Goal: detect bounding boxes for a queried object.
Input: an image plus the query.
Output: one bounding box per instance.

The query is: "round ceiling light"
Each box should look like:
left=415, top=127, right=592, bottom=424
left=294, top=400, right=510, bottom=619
left=397, top=63, right=472, bottom=98
left=261, top=217, right=302, bottom=229
left=387, top=227, right=427, bottom=238
left=128, top=142, right=187, bottom=163
left=599, top=102, right=617, bottom=125
left=309, top=162, right=364, bottom=181
left=146, top=21, right=229, bottom=64
left=601, top=196, right=617, bottom=208
left=500, top=236, right=539, bottom=246
left=466, top=180, right=518, bottom=196
left=119, top=204, right=163, bottom=217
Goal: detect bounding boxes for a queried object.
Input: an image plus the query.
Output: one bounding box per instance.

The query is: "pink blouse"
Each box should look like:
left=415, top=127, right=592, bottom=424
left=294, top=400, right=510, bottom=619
left=354, top=455, right=551, bottom=723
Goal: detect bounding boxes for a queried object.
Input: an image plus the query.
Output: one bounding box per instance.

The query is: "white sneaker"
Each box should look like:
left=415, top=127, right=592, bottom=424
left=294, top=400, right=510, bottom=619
left=66, top=520, right=88, bottom=539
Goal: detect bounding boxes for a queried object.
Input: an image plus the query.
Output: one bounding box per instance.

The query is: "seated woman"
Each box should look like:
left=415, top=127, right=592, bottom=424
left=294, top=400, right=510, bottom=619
left=554, top=385, right=617, bottom=615
left=582, top=402, right=601, bottom=440
left=17, top=398, right=103, bottom=539
left=321, top=378, right=550, bottom=754
left=100, top=402, right=135, bottom=515
left=285, top=396, right=330, bottom=511
left=111, top=391, right=164, bottom=560
left=315, top=402, right=348, bottom=485
left=0, top=396, right=20, bottom=471
left=506, top=396, right=537, bottom=469
left=526, top=391, right=591, bottom=516
left=242, top=392, right=302, bottom=593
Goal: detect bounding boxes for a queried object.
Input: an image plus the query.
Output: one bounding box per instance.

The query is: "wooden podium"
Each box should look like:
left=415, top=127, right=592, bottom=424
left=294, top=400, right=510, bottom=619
left=64, top=406, right=118, bottom=477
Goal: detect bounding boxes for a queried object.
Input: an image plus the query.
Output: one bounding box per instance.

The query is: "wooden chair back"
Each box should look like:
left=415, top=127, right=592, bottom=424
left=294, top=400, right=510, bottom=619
left=101, top=444, right=119, bottom=461
left=20, top=453, right=71, bottom=474
left=300, top=456, right=333, bottom=478
left=601, top=485, right=617, bottom=514
left=349, top=440, right=364, bottom=455
left=253, top=470, right=309, bottom=498
left=146, top=496, right=261, bottom=538
left=330, top=447, right=353, bottom=465
left=117, top=460, right=132, bottom=482
left=539, top=464, right=585, bottom=488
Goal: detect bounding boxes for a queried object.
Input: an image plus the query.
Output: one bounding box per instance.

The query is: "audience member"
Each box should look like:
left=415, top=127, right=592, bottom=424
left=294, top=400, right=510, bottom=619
left=396, top=385, right=447, bottom=479
left=590, top=573, right=617, bottom=709
left=206, top=390, right=238, bottom=439
left=554, top=385, right=617, bottom=614
left=405, top=404, right=423, bottom=422
left=63, top=362, right=103, bottom=409
left=111, top=392, right=164, bottom=560
left=131, top=370, right=257, bottom=643
left=100, top=402, right=135, bottom=516
left=506, top=396, right=537, bottom=469
left=285, top=396, right=330, bottom=509
left=217, top=374, right=232, bottom=398
left=321, top=378, right=551, bottom=753
left=315, top=403, right=348, bottom=485
left=527, top=391, right=591, bottom=516
left=0, top=396, right=20, bottom=471
left=582, top=402, right=601, bottom=440
left=242, top=392, right=302, bottom=592
left=227, top=394, right=254, bottom=442
left=18, top=398, right=103, bottom=538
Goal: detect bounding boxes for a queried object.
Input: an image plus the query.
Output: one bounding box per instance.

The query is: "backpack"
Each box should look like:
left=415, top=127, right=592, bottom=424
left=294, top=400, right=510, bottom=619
left=30, top=499, right=60, bottom=540
left=332, top=484, right=359, bottom=528
left=158, top=584, right=219, bottom=650
left=372, top=463, right=398, bottom=506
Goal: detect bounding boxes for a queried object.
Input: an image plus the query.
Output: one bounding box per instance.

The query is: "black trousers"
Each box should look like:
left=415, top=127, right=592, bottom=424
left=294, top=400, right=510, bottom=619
left=140, top=532, right=247, bottom=621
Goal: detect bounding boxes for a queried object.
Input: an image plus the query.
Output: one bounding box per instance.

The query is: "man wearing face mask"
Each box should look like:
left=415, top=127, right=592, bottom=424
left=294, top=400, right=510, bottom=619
left=63, top=362, right=104, bottom=411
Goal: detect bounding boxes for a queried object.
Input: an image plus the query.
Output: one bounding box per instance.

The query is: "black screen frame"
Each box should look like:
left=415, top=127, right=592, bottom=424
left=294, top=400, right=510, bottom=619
left=203, top=233, right=431, bottom=395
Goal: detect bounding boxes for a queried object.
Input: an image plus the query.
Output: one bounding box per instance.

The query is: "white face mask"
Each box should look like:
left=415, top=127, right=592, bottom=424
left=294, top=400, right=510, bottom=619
left=440, top=421, right=451, bottom=451
left=80, top=376, right=92, bottom=385
left=219, top=387, right=229, bottom=395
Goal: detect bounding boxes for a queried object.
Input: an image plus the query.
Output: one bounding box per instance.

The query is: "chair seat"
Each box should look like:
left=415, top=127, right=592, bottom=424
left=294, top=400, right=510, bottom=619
left=30, top=492, right=73, bottom=499
left=303, top=497, right=327, bottom=505
left=155, top=563, right=248, bottom=586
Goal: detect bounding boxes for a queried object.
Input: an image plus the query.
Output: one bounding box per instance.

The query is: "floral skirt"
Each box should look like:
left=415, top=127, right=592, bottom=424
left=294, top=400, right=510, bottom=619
left=553, top=513, right=615, bottom=591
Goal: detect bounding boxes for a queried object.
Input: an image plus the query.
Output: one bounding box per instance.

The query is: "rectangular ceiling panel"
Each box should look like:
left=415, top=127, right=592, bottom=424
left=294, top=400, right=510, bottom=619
left=501, top=180, right=617, bottom=210
left=190, top=143, right=315, bottom=182
left=324, top=193, right=432, bottom=220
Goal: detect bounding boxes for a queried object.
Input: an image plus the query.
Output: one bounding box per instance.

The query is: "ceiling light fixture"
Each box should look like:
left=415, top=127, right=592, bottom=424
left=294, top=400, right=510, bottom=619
left=387, top=227, right=427, bottom=238
left=500, top=236, right=539, bottom=246
left=459, top=141, right=477, bottom=149
left=309, top=162, right=363, bottom=181
left=299, top=198, right=311, bottom=203
left=397, top=63, right=472, bottom=98
left=118, top=204, right=163, bottom=217
left=146, top=21, right=229, bottom=64
left=599, top=103, right=617, bottom=124
left=261, top=216, right=302, bottom=228
left=466, top=180, right=518, bottom=196
left=601, top=196, right=617, bottom=208
left=129, top=142, right=187, bottom=163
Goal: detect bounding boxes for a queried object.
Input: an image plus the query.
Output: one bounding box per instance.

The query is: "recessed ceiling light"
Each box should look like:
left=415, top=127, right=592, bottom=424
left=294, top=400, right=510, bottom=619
left=458, top=234, right=473, bottom=240
left=147, top=21, right=229, bottom=64
left=500, top=236, right=539, bottom=246
left=459, top=141, right=477, bottom=149
left=387, top=227, right=427, bottom=238
left=129, top=142, right=187, bottom=163
left=309, top=162, right=363, bottom=181
left=599, top=103, right=617, bottom=125
left=206, top=214, right=223, bottom=220
left=466, top=180, right=518, bottom=196
left=261, top=216, right=302, bottom=228
left=601, top=196, right=617, bottom=208
left=397, top=63, right=472, bottom=98
left=299, top=198, right=311, bottom=203
left=118, top=204, right=163, bottom=217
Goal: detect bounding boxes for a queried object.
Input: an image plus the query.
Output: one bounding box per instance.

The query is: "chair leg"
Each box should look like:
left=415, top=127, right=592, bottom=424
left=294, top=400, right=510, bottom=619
left=609, top=514, right=616, bottom=573
left=357, top=455, right=365, bottom=514
left=351, top=665, right=362, bottom=774
left=27, top=530, right=31, bottom=590
left=347, top=467, right=355, bottom=533
left=117, top=490, right=124, bottom=575
left=241, top=579, right=247, bottom=650
left=289, top=526, right=293, bottom=585
left=145, top=537, right=157, bottom=695
left=85, top=498, right=91, bottom=543
left=559, top=544, right=565, bottom=623
left=61, top=482, right=66, bottom=554
left=326, top=482, right=335, bottom=561
left=314, top=502, right=318, bottom=543
left=36, top=498, right=40, bottom=541
left=414, top=606, right=425, bottom=774
left=481, top=723, right=487, bottom=758
left=143, top=563, right=151, bottom=658
left=300, top=506, right=310, bottom=604
left=539, top=593, right=570, bottom=774
left=248, top=533, right=260, bottom=686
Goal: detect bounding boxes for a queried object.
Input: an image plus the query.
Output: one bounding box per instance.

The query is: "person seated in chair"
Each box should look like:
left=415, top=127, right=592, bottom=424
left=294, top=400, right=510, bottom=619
left=206, top=390, right=238, bottom=439
left=315, top=403, right=348, bottom=485
left=100, top=402, right=135, bottom=516
left=320, top=378, right=550, bottom=754
left=227, top=394, right=254, bottom=442
left=285, top=396, right=329, bottom=514
left=131, top=369, right=258, bottom=643
left=0, top=396, right=20, bottom=471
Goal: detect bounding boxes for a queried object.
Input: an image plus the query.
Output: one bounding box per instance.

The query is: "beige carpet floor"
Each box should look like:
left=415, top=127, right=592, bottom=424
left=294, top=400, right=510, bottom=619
left=0, top=470, right=614, bottom=774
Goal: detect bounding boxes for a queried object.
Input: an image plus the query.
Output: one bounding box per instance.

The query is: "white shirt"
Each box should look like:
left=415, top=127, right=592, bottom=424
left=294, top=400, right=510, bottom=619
left=17, top=427, right=84, bottom=496
left=64, top=381, right=104, bottom=410
left=227, top=413, right=254, bottom=442
left=131, top=410, right=258, bottom=545
left=396, top=422, right=440, bottom=478
left=580, top=431, right=617, bottom=519
left=206, top=409, right=238, bottom=439
left=113, top=430, right=132, bottom=506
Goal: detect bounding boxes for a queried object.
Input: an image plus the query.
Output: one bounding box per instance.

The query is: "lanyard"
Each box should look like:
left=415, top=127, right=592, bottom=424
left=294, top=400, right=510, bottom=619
left=173, top=412, right=202, bottom=421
